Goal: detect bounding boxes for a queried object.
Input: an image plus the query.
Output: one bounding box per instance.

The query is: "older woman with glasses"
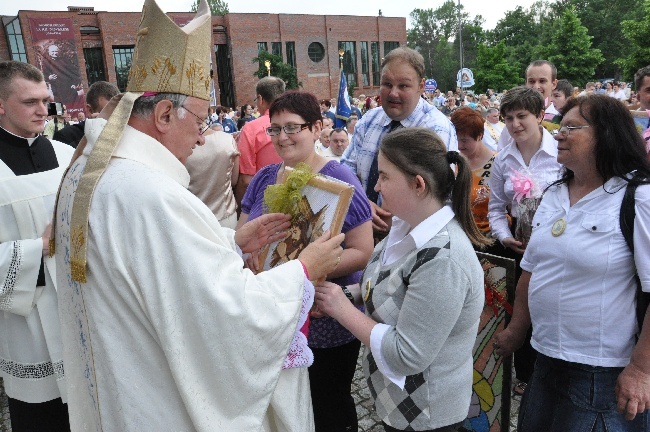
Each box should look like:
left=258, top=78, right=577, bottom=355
left=237, top=90, right=373, bottom=432
left=495, top=95, right=650, bottom=431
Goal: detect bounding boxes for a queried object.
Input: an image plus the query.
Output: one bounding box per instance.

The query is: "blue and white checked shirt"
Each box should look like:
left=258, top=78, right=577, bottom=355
left=341, top=98, right=458, bottom=204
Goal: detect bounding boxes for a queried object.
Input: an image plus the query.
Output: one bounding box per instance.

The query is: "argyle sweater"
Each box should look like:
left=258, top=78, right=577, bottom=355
left=361, top=219, right=484, bottom=430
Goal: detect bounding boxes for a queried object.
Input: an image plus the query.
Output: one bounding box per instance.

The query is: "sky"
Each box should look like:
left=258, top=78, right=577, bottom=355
left=0, top=0, right=539, bottom=30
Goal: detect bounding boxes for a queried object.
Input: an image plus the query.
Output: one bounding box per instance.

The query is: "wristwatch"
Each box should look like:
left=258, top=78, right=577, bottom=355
left=341, top=285, right=354, bottom=303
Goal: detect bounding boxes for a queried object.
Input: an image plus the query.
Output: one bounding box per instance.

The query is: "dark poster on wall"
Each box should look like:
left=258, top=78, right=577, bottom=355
left=29, top=17, right=85, bottom=115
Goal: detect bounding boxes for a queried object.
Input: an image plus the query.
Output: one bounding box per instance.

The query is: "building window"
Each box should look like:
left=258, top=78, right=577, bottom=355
left=214, top=44, right=235, bottom=109
left=112, top=46, right=134, bottom=92
left=384, top=41, right=400, bottom=56
left=338, top=41, right=357, bottom=86
left=5, top=17, right=27, bottom=63
left=84, top=47, right=106, bottom=85
left=286, top=42, right=296, bottom=69
left=256, top=42, right=269, bottom=71
left=80, top=26, right=100, bottom=35
left=307, top=42, right=325, bottom=63
left=271, top=42, right=282, bottom=58
left=371, top=41, right=380, bottom=86
left=360, top=42, right=370, bottom=87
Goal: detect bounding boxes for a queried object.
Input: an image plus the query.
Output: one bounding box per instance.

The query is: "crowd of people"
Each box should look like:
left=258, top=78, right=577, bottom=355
left=421, top=79, right=643, bottom=120
left=1, top=0, right=650, bottom=430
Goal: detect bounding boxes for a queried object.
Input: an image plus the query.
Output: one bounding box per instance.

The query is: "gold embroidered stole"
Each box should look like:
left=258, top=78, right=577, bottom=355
left=485, top=121, right=500, bottom=143
left=51, top=92, right=143, bottom=282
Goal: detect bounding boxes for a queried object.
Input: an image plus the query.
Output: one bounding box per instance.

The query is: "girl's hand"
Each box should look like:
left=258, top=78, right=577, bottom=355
left=315, top=281, right=351, bottom=321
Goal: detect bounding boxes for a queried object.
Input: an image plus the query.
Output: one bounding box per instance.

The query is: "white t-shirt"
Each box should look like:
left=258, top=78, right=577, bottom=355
left=611, top=90, right=628, bottom=101
left=320, top=146, right=341, bottom=162
left=522, top=177, right=650, bottom=367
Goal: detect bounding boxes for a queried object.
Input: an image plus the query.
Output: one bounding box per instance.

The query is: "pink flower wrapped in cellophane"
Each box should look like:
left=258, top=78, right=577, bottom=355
left=510, top=168, right=542, bottom=248
left=510, top=168, right=541, bottom=203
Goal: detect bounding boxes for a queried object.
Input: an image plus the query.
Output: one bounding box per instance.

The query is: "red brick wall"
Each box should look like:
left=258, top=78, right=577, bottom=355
left=5, top=10, right=405, bottom=107
left=96, top=12, right=140, bottom=86
left=225, top=13, right=406, bottom=105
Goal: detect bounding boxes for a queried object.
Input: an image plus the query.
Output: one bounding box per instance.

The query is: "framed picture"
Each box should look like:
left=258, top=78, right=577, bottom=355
left=258, top=168, right=354, bottom=280
left=464, top=252, right=516, bottom=432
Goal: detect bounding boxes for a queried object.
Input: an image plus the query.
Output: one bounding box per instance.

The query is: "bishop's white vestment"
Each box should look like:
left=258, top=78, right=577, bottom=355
left=55, top=119, right=314, bottom=431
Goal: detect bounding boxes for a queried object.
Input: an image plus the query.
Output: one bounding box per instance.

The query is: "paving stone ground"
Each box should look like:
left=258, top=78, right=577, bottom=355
left=352, top=351, right=520, bottom=432
left=0, top=379, right=9, bottom=432
left=0, top=353, right=520, bottom=432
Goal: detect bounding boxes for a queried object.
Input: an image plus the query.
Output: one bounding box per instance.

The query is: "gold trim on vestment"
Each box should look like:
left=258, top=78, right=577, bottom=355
left=49, top=163, right=72, bottom=258
left=68, top=92, right=143, bottom=282
left=485, top=121, right=500, bottom=143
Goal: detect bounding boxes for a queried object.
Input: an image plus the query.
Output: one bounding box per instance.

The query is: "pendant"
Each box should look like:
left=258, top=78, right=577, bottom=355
left=551, top=218, right=566, bottom=237
left=364, top=280, right=372, bottom=302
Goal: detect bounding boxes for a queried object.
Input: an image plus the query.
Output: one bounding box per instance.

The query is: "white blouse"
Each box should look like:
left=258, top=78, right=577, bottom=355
left=487, top=127, right=562, bottom=242
left=521, top=177, right=650, bottom=367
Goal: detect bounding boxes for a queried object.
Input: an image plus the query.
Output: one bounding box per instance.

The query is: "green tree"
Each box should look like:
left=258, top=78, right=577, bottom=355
left=407, top=8, right=439, bottom=80
left=489, top=6, right=539, bottom=47
left=488, top=2, right=557, bottom=80
left=531, top=0, right=560, bottom=50
left=432, top=40, right=457, bottom=92
left=252, top=51, right=301, bottom=90
left=536, top=6, right=603, bottom=85
left=473, top=41, right=523, bottom=93
left=553, top=0, right=645, bottom=78
left=616, top=0, right=650, bottom=79
left=452, top=16, right=486, bottom=74
left=407, top=1, right=475, bottom=91
left=191, top=0, right=228, bottom=15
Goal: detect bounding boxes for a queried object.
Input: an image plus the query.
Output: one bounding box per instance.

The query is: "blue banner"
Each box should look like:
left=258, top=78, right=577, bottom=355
left=335, top=68, right=351, bottom=128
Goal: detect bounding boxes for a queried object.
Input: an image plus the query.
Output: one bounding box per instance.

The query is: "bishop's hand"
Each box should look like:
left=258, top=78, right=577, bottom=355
left=297, top=231, right=344, bottom=282
left=235, top=213, right=292, bottom=253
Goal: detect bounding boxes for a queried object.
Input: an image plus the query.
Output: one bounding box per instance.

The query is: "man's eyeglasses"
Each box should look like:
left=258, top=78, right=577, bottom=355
left=181, top=106, right=210, bottom=135
left=553, top=125, right=590, bottom=137
left=266, top=123, right=311, bottom=136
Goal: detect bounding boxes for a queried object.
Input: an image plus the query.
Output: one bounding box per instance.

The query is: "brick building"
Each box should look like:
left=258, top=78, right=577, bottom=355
left=0, top=8, right=406, bottom=109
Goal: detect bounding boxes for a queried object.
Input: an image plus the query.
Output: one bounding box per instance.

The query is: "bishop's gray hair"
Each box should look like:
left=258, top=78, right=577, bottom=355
left=131, top=93, right=188, bottom=118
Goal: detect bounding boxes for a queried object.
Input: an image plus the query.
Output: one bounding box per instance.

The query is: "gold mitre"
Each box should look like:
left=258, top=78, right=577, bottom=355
left=127, top=0, right=211, bottom=99
left=51, top=0, right=212, bottom=283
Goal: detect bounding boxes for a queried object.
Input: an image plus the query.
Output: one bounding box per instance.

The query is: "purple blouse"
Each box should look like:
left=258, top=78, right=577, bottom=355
left=242, top=161, right=372, bottom=348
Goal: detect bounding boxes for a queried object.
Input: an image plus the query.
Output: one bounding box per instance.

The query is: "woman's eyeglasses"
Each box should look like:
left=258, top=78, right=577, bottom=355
left=553, top=125, right=590, bottom=137
left=266, top=123, right=311, bottom=136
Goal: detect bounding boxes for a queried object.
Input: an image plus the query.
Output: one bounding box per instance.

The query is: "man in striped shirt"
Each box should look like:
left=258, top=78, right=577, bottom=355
left=341, top=46, right=457, bottom=237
